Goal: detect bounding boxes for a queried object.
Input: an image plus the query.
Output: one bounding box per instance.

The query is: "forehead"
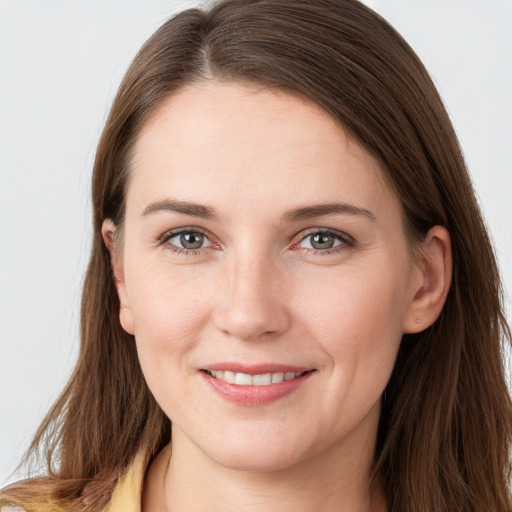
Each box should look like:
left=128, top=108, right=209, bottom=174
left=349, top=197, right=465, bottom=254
left=127, top=81, right=398, bottom=221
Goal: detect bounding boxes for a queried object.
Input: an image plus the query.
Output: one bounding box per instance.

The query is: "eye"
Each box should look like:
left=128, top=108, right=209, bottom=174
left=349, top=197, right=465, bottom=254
left=165, top=230, right=213, bottom=250
left=297, top=230, right=352, bottom=252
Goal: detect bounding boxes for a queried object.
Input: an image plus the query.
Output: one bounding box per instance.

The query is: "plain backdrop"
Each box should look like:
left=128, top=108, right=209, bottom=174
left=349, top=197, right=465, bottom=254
left=1, top=0, right=511, bottom=486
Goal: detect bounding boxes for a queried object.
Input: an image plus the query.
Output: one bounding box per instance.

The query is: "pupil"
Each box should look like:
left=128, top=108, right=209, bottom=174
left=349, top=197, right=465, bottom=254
left=180, top=232, right=204, bottom=249
left=312, top=233, right=334, bottom=249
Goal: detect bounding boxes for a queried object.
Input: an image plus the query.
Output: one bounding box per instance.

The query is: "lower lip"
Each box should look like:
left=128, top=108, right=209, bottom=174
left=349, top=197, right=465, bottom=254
left=200, top=370, right=315, bottom=406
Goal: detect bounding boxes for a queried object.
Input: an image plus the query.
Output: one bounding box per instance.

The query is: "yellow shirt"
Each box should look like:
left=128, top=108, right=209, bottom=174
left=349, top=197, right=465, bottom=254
left=0, top=452, right=146, bottom=512
left=103, top=451, right=145, bottom=512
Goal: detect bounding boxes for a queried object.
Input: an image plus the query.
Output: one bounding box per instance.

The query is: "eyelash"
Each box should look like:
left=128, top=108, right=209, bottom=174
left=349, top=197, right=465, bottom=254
left=294, top=228, right=355, bottom=256
left=158, top=227, right=213, bottom=257
left=158, top=227, right=355, bottom=256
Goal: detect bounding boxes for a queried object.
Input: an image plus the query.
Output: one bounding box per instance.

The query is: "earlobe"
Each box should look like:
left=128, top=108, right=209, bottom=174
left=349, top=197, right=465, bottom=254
left=403, top=225, right=452, bottom=333
left=101, top=220, right=135, bottom=335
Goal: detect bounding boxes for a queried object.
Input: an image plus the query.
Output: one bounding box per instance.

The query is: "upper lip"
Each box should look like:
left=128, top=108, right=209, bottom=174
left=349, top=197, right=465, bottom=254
left=201, top=363, right=315, bottom=375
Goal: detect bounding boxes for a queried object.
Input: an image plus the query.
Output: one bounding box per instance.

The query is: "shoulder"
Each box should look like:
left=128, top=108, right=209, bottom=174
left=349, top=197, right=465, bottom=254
left=0, top=450, right=149, bottom=512
left=1, top=500, right=75, bottom=512
left=102, top=450, right=148, bottom=512
left=0, top=481, right=76, bottom=512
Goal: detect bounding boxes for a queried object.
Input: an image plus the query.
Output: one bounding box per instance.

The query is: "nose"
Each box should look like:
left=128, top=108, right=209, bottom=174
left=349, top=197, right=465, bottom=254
left=212, top=251, right=290, bottom=341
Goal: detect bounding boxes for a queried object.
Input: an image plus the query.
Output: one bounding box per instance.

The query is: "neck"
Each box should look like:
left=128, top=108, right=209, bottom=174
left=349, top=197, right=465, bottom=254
left=143, top=424, right=386, bottom=512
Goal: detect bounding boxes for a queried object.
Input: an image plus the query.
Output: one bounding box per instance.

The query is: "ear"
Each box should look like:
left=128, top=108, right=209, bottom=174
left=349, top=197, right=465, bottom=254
left=101, top=219, right=135, bottom=335
left=403, top=225, right=452, bottom=333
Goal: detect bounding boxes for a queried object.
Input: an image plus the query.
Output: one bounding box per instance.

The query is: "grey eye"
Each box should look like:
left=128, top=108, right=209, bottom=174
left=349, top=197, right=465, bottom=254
left=299, top=232, right=343, bottom=250
left=168, top=231, right=211, bottom=250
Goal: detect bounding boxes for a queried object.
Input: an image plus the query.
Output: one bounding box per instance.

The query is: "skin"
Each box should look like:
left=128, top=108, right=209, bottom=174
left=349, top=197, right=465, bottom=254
left=103, top=81, right=451, bottom=512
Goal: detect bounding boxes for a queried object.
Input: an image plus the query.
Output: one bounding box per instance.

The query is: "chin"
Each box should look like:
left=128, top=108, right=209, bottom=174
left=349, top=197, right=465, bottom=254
left=200, top=432, right=311, bottom=473
left=213, top=450, right=302, bottom=473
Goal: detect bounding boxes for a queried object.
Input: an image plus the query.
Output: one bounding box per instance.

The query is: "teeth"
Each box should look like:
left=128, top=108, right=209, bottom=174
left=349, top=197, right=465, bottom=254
left=271, top=372, right=284, bottom=383
left=223, top=371, right=235, bottom=384
left=206, top=370, right=305, bottom=386
left=235, top=372, right=253, bottom=385
left=253, top=373, right=272, bottom=385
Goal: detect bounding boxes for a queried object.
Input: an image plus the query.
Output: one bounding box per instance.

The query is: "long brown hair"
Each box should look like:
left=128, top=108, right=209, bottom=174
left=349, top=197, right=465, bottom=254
left=2, top=1, right=511, bottom=511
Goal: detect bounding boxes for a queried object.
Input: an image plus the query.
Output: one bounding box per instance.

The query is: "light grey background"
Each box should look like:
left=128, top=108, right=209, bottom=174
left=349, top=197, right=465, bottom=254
left=1, top=0, right=511, bottom=486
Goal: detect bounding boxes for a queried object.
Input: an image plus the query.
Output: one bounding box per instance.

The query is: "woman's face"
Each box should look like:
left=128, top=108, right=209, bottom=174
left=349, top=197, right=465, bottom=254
left=112, top=81, right=425, bottom=472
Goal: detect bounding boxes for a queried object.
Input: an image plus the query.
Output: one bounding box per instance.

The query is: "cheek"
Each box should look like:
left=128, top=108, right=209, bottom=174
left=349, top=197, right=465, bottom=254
left=297, top=262, right=408, bottom=396
left=128, top=258, right=208, bottom=324
left=125, top=262, right=213, bottom=371
left=300, top=262, right=408, bottom=341
left=126, top=268, right=213, bottom=419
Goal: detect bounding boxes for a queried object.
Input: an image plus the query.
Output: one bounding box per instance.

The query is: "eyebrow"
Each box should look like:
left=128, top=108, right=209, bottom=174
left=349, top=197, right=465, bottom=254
left=141, top=199, right=376, bottom=223
left=284, top=202, right=377, bottom=223
left=142, top=199, right=219, bottom=219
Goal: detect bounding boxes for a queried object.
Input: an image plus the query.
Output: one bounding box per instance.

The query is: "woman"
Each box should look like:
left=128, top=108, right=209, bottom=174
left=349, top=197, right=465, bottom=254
left=1, top=0, right=511, bottom=511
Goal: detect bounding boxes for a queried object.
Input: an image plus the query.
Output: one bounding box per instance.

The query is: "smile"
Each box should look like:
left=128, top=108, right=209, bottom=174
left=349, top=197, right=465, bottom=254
left=204, top=370, right=307, bottom=386
left=201, top=367, right=316, bottom=406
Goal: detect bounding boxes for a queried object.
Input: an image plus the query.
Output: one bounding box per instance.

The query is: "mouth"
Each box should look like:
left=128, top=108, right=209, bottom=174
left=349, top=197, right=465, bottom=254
left=200, top=366, right=316, bottom=406
left=203, top=369, right=309, bottom=386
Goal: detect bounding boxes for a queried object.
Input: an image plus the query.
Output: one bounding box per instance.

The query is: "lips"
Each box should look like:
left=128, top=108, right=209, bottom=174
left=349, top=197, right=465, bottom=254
left=204, top=369, right=307, bottom=386
left=200, top=364, right=316, bottom=406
